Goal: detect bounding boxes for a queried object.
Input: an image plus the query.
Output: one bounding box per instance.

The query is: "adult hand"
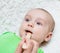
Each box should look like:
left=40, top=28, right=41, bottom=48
left=15, top=38, right=39, bottom=53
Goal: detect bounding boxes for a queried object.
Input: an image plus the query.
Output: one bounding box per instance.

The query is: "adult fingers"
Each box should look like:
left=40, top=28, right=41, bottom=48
left=15, top=39, right=25, bottom=53
left=31, top=40, right=39, bottom=53
left=23, top=40, right=34, bottom=53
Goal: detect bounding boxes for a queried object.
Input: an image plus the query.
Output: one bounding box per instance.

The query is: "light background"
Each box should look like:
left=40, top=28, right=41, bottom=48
left=0, top=0, right=60, bottom=53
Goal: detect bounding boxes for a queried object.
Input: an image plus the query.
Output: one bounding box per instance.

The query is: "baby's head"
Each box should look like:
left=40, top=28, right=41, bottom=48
left=20, top=8, right=55, bottom=45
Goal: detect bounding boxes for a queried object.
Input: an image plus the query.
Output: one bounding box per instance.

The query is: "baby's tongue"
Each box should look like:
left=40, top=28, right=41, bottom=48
left=22, top=33, right=32, bottom=49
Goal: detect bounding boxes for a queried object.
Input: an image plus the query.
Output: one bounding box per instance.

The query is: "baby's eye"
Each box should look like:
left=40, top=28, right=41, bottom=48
left=25, top=18, right=30, bottom=22
left=36, top=22, right=42, bottom=25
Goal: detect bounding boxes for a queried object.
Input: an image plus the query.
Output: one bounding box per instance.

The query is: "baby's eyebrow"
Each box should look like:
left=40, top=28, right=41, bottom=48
left=25, top=15, right=31, bottom=18
left=36, top=17, right=47, bottom=23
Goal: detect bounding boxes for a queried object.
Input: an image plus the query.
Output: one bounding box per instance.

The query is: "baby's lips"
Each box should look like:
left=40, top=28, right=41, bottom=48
left=25, top=29, right=33, bottom=35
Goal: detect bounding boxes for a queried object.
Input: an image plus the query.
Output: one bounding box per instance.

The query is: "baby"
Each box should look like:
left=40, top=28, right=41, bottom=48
left=15, top=8, right=55, bottom=53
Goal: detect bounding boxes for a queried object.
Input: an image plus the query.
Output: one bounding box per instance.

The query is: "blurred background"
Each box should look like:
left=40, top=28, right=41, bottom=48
left=0, top=0, right=60, bottom=53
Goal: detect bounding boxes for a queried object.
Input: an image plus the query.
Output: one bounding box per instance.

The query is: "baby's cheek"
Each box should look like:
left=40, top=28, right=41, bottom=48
left=31, top=34, right=39, bottom=43
left=31, top=35, right=44, bottom=45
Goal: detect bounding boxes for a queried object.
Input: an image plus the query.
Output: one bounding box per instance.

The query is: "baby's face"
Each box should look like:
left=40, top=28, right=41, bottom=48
left=20, top=9, right=52, bottom=44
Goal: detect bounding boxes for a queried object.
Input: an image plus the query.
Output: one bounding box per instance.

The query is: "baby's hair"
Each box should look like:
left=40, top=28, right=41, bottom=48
left=35, top=8, right=55, bottom=32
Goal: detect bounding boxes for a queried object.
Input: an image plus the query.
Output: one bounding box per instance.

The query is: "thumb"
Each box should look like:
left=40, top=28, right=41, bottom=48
left=15, top=39, right=25, bottom=53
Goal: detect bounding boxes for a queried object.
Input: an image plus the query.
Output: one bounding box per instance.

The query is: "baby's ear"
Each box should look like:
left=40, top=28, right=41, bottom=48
left=44, top=32, right=52, bottom=42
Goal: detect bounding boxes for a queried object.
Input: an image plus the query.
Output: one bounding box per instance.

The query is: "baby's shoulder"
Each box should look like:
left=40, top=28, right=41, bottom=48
left=1, top=32, right=16, bottom=35
left=0, top=32, right=21, bottom=40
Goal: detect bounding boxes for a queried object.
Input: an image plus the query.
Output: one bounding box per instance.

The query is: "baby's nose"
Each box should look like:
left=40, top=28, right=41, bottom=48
left=28, top=22, right=34, bottom=28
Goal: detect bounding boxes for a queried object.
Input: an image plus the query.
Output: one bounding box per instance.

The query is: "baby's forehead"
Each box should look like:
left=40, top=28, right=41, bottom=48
left=27, top=9, right=49, bottom=14
left=27, top=9, right=52, bottom=18
left=26, top=9, right=52, bottom=22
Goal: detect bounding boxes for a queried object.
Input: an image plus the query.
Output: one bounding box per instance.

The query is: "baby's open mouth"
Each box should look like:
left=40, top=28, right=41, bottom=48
left=25, top=30, right=33, bottom=34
